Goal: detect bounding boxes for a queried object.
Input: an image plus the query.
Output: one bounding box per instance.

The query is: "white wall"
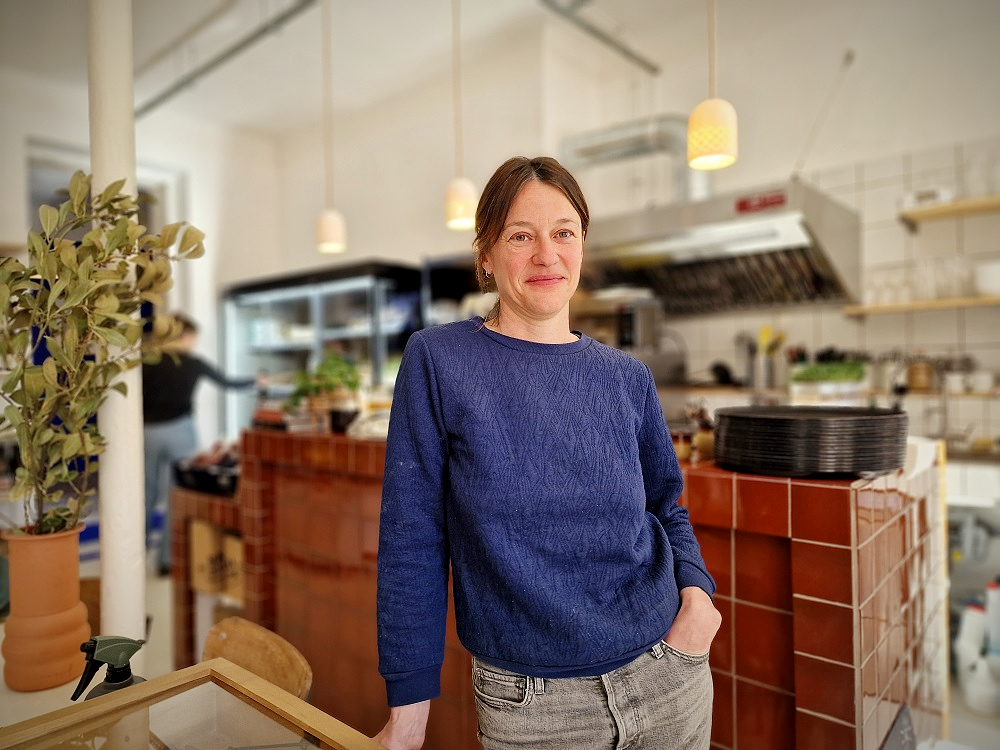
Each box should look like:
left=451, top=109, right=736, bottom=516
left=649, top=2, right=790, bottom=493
left=253, top=18, right=549, bottom=290
left=0, top=66, right=281, bottom=446
left=0, top=68, right=90, bottom=246
left=2, top=0, right=1000, bottom=445
left=566, top=0, right=1000, bottom=213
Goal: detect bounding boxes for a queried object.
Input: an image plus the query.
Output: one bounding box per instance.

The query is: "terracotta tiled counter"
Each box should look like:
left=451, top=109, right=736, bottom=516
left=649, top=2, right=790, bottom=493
left=173, top=431, right=947, bottom=750
left=195, top=429, right=479, bottom=749
left=682, top=449, right=949, bottom=749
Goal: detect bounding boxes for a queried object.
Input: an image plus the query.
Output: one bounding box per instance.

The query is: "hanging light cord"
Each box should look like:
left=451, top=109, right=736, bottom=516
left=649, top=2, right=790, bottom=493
left=321, top=0, right=335, bottom=208
left=451, top=0, right=464, bottom=179
left=707, top=0, right=717, bottom=99
left=792, top=49, right=855, bottom=178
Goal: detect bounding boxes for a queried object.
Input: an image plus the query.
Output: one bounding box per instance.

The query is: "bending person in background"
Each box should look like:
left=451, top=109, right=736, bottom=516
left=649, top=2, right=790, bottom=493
left=142, top=313, right=261, bottom=576
left=375, top=156, right=721, bottom=750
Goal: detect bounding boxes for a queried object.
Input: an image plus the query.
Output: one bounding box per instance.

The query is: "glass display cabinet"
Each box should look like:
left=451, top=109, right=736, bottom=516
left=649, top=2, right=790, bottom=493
left=0, top=658, right=384, bottom=750
left=221, top=262, right=421, bottom=438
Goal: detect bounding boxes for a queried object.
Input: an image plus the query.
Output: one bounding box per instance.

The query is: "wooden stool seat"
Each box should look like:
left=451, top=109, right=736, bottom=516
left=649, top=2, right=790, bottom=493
left=202, top=616, right=312, bottom=700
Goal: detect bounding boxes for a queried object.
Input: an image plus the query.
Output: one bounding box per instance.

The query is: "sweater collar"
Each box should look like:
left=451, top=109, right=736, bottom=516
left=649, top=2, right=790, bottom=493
left=471, top=317, right=592, bottom=354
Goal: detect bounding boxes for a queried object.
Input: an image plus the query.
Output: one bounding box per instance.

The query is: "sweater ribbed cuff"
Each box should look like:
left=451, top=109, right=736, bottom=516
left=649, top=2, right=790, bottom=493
left=675, top=561, right=716, bottom=598
left=384, top=665, right=441, bottom=707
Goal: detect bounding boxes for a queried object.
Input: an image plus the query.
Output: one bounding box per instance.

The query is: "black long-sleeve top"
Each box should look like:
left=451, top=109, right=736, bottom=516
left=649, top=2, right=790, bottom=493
left=142, top=353, right=254, bottom=424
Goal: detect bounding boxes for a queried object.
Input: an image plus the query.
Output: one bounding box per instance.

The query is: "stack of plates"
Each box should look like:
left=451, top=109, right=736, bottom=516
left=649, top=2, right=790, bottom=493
left=713, top=405, right=909, bottom=478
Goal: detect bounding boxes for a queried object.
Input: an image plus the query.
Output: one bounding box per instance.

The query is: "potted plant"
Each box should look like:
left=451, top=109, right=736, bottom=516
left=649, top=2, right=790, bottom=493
left=288, top=351, right=361, bottom=432
left=0, top=171, right=203, bottom=691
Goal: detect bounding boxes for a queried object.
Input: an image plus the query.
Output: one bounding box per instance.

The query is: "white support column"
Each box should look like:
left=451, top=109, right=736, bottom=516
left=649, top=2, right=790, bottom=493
left=88, top=0, right=147, bottom=672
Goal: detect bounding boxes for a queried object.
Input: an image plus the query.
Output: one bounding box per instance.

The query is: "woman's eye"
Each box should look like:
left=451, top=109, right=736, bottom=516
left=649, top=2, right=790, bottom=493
left=509, top=233, right=531, bottom=243
left=555, top=230, right=574, bottom=239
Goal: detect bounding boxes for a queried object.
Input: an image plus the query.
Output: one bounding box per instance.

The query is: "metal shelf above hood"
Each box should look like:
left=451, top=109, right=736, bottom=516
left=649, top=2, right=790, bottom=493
left=581, top=180, right=861, bottom=317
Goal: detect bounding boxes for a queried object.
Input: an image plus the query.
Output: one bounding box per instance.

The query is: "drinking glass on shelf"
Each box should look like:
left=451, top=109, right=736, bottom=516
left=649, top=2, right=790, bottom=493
left=912, top=261, right=937, bottom=301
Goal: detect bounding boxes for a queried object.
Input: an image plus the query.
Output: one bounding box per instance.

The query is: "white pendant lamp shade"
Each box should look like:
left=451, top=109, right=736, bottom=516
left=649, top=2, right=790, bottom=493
left=688, top=0, right=737, bottom=171
left=317, top=207, right=347, bottom=254
left=445, top=0, right=477, bottom=231
left=688, top=97, right=738, bottom=170
left=317, top=0, right=346, bottom=253
left=445, top=176, right=477, bottom=231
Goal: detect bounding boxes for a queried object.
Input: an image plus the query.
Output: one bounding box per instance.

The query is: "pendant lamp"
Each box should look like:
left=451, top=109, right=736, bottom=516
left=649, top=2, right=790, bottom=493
left=688, top=0, right=737, bottom=170
left=445, top=0, right=477, bottom=231
left=317, top=0, right=346, bottom=253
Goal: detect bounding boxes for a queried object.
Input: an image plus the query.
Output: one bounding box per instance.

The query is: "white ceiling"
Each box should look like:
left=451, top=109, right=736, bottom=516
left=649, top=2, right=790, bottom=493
left=0, top=0, right=672, bottom=133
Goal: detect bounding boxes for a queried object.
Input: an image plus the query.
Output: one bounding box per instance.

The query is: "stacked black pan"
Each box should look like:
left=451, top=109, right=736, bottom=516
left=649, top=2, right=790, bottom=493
left=713, top=405, right=909, bottom=478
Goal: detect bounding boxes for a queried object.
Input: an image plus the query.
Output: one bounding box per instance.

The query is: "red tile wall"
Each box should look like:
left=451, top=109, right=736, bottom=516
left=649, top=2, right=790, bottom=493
left=252, top=431, right=476, bottom=748
left=684, top=453, right=947, bottom=750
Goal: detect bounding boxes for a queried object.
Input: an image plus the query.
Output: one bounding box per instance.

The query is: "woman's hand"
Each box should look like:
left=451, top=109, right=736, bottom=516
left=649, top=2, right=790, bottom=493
left=663, top=586, right=721, bottom=656
left=373, top=701, right=431, bottom=750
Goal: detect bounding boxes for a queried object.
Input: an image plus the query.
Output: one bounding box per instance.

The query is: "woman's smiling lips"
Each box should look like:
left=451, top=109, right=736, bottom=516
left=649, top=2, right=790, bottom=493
left=526, top=274, right=565, bottom=286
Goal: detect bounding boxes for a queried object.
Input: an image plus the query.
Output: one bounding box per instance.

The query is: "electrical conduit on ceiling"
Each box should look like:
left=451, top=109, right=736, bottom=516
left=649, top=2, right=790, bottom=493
left=134, top=0, right=317, bottom=119
left=537, top=0, right=659, bottom=75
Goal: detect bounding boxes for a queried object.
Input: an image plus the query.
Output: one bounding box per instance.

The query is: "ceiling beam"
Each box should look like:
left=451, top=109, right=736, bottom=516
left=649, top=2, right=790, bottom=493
left=134, top=0, right=317, bottom=119
left=537, top=0, right=659, bottom=76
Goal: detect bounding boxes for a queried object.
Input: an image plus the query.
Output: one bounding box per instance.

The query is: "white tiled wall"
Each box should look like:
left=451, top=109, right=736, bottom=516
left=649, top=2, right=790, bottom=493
left=669, top=134, right=1000, bottom=443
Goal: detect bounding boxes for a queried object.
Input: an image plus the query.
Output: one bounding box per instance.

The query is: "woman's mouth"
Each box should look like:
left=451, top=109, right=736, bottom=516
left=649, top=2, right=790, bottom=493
left=526, top=275, right=564, bottom=286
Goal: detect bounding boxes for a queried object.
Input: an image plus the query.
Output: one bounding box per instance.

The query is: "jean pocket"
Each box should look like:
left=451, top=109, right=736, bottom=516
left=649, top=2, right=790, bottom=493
left=472, top=663, right=534, bottom=709
left=662, top=642, right=711, bottom=663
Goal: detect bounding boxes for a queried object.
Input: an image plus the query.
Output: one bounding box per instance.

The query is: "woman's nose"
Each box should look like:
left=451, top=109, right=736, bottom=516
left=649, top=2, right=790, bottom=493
left=533, top=236, right=558, bottom=265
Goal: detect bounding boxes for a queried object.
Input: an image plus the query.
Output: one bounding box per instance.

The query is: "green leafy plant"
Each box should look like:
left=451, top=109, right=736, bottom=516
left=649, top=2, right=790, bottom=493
left=288, top=352, right=361, bottom=408
left=0, top=171, right=204, bottom=534
left=790, top=360, right=866, bottom=383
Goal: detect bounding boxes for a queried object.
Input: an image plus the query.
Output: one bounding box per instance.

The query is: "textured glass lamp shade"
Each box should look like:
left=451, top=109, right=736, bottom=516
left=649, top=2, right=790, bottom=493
left=445, top=176, right=477, bottom=231
left=316, top=208, right=347, bottom=254
left=687, top=97, right=738, bottom=170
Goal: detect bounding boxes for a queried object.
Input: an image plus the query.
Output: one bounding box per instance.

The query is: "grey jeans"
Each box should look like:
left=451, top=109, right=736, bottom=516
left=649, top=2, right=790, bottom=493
left=472, top=643, right=712, bottom=750
left=143, top=414, right=197, bottom=568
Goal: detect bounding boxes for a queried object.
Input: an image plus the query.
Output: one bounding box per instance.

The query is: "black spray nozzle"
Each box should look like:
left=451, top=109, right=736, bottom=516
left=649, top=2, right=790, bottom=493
left=71, top=635, right=145, bottom=701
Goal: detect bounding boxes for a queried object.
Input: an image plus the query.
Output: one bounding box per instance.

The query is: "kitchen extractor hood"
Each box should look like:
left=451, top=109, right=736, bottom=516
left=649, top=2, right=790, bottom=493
left=580, top=179, right=861, bottom=316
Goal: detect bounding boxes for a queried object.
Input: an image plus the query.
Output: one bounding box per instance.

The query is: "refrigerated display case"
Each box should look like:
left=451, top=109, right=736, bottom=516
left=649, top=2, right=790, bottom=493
left=221, top=262, right=421, bottom=439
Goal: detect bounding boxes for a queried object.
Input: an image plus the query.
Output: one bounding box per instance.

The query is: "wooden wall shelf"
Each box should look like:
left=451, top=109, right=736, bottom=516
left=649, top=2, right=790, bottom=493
left=899, top=194, right=1000, bottom=229
left=843, top=295, right=1000, bottom=317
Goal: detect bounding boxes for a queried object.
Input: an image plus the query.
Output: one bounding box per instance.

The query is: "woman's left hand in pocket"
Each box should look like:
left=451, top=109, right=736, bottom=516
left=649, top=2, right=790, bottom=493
left=663, top=586, right=721, bottom=656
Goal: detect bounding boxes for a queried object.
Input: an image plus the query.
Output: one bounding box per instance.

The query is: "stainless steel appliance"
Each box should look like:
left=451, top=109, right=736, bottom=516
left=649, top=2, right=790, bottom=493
left=571, top=295, right=687, bottom=385
left=581, top=180, right=861, bottom=316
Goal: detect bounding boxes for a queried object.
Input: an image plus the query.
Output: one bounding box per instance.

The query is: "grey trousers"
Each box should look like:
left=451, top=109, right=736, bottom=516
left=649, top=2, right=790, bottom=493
left=472, top=643, right=712, bottom=750
left=143, top=414, right=197, bottom=569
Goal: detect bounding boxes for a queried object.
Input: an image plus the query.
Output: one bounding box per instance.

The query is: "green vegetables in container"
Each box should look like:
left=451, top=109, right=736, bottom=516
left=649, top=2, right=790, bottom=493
left=790, top=361, right=866, bottom=383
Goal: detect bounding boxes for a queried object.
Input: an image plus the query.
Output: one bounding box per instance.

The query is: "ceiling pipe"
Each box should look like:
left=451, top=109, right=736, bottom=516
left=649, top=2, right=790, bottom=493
left=134, top=0, right=240, bottom=77
left=537, top=0, right=659, bottom=76
left=135, top=0, right=317, bottom=119
left=561, top=114, right=711, bottom=202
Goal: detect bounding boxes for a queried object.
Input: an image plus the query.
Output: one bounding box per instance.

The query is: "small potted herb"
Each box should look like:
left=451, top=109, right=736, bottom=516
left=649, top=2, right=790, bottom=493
left=288, top=352, right=361, bottom=432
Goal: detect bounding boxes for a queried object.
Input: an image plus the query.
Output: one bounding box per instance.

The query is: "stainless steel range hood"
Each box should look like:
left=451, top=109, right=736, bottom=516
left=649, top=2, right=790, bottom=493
left=581, top=179, right=861, bottom=316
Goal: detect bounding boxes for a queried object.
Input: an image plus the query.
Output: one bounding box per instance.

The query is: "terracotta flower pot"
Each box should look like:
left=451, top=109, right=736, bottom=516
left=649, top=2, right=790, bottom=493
left=1, top=525, right=91, bottom=691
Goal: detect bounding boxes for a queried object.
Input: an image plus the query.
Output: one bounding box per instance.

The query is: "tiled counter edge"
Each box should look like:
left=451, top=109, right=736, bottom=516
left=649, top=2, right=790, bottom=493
left=681, top=449, right=947, bottom=750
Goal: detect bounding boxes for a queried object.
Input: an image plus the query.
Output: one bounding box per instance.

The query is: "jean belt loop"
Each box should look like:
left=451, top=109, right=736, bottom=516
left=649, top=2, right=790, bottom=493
left=650, top=641, right=666, bottom=659
left=532, top=676, right=545, bottom=695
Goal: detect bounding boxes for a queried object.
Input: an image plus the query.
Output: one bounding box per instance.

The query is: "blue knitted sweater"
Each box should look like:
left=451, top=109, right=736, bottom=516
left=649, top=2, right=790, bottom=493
left=376, top=318, right=715, bottom=707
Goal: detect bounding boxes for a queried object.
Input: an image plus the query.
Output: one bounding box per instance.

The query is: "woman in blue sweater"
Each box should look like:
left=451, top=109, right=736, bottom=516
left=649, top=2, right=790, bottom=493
left=375, top=157, right=720, bottom=749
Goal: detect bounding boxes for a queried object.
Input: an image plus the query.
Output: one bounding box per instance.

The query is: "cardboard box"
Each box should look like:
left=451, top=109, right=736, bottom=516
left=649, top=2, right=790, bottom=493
left=189, top=519, right=224, bottom=594
left=222, top=533, right=244, bottom=603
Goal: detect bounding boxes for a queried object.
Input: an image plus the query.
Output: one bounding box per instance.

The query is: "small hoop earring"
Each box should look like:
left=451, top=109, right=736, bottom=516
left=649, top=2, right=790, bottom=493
left=484, top=271, right=492, bottom=279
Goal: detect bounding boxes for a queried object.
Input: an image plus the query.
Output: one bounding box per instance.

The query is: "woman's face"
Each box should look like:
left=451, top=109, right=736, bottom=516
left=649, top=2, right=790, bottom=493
left=482, top=180, right=584, bottom=327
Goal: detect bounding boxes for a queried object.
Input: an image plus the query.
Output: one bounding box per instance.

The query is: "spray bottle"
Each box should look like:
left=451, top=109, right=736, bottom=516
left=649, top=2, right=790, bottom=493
left=71, top=636, right=150, bottom=750
left=71, top=635, right=146, bottom=701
